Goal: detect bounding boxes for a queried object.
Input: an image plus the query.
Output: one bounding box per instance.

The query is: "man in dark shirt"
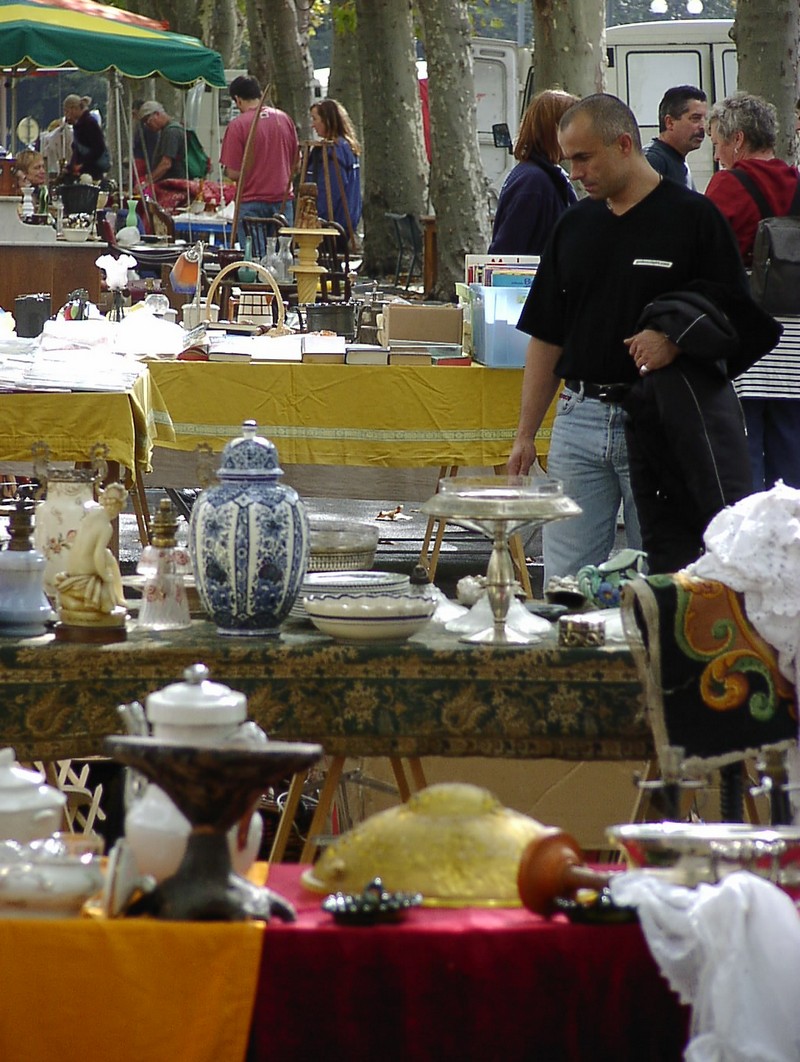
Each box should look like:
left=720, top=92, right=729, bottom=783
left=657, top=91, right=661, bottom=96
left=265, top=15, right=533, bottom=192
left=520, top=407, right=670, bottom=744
left=508, top=94, right=758, bottom=577
left=643, top=85, right=707, bottom=189
left=138, top=101, right=187, bottom=182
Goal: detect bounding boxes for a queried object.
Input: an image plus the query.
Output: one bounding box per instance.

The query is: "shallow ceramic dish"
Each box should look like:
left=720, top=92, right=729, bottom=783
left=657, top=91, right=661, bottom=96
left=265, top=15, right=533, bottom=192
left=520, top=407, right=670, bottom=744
left=303, top=593, right=435, bottom=642
left=608, top=821, right=800, bottom=886
left=61, top=228, right=90, bottom=243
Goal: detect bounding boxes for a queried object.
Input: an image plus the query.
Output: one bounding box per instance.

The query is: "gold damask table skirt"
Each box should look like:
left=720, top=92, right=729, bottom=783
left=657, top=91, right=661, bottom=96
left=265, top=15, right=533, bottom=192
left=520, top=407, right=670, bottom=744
left=0, top=621, right=647, bottom=763
left=148, top=361, right=553, bottom=467
left=0, top=371, right=174, bottom=475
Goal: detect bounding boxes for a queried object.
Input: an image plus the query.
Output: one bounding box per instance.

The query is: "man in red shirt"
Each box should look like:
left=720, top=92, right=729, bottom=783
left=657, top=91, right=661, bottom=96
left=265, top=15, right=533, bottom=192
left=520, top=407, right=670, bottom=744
left=220, top=76, right=299, bottom=251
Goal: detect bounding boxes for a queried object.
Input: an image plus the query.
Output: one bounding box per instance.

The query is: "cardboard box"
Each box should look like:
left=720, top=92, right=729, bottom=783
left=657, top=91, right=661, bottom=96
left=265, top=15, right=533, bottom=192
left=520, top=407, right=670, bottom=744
left=385, top=303, right=463, bottom=344
left=357, top=758, right=649, bottom=853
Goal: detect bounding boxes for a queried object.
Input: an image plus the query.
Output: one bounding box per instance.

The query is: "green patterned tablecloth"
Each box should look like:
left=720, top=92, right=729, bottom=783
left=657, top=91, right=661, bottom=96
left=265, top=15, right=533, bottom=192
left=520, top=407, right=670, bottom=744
left=0, top=621, right=649, bottom=762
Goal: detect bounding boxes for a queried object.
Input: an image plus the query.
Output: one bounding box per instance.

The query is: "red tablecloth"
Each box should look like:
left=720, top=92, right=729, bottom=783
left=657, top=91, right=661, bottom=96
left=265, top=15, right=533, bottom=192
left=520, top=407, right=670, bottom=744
left=249, top=866, right=689, bottom=1062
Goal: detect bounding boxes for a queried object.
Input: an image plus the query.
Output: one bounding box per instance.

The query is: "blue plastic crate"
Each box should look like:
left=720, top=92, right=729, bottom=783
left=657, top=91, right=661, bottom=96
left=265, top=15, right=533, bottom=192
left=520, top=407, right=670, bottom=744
left=469, top=284, right=530, bottom=368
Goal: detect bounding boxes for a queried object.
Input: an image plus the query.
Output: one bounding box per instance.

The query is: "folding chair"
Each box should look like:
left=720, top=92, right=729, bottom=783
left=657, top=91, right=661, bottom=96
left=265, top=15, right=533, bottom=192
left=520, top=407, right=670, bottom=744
left=385, top=212, right=423, bottom=289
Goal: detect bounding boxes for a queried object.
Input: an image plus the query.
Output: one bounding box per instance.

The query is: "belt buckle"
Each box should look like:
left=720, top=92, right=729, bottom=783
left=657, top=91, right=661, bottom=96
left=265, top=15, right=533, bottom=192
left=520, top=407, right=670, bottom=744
left=597, top=383, right=626, bottom=403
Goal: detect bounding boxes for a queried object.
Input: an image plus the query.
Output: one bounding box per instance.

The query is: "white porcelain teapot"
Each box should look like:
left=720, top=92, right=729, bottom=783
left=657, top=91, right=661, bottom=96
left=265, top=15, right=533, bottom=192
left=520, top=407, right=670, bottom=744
left=0, top=748, right=66, bottom=843
left=122, top=664, right=267, bottom=883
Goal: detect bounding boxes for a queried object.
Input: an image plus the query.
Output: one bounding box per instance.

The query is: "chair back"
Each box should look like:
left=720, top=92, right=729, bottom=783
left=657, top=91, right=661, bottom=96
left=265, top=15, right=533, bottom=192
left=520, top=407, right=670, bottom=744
left=385, top=212, right=423, bottom=288
left=242, top=214, right=288, bottom=261
left=318, top=221, right=352, bottom=301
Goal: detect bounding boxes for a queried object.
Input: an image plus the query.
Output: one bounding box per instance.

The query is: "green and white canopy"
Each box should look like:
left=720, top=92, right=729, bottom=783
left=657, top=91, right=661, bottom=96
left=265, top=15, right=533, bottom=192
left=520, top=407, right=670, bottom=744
left=0, top=0, right=226, bottom=87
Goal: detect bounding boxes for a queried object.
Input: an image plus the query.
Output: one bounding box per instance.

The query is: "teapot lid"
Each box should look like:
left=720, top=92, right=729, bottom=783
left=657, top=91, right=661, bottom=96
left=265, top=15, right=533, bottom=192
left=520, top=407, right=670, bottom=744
left=0, top=748, right=66, bottom=812
left=145, top=663, right=247, bottom=727
left=218, top=420, right=284, bottom=480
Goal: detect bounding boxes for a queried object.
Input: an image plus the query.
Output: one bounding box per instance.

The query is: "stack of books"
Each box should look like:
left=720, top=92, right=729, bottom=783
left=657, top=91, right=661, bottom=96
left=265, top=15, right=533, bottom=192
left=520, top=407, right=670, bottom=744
left=387, top=342, right=470, bottom=366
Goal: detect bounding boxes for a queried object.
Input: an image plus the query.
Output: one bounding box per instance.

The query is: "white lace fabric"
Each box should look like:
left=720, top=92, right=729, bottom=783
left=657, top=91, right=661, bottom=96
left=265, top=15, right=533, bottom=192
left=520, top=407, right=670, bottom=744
left=687, top=482, right=800, bottom=689
left=610, top=870, right=800, bottom=1062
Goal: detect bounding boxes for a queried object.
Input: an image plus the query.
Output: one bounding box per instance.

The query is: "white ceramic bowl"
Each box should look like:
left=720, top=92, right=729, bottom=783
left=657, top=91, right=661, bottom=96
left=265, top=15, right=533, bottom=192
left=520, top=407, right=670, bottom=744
left=303, top=593, right=435, bottom=642
left=61, top=228, right=90, bottom=243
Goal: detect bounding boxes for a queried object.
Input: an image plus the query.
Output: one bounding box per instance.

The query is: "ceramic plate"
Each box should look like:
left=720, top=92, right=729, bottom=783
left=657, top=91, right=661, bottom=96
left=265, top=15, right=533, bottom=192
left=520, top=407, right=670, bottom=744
left=302, top=571, right=410, bottom=594
left=289, top=570, right=410, bottom=620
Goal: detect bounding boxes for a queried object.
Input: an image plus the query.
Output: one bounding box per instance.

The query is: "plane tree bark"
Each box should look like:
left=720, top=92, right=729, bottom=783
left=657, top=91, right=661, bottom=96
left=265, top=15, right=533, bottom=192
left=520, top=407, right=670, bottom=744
left=416, top=0, right=490, bottom=299
left=354, top=0, right=427, bottom=275
left=732, top=0, right=800, bottom=164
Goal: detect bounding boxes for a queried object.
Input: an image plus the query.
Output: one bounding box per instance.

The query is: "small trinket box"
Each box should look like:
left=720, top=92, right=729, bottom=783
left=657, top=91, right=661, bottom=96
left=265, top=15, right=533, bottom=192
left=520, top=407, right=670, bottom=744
left=558, top=616, right=605, bottom=648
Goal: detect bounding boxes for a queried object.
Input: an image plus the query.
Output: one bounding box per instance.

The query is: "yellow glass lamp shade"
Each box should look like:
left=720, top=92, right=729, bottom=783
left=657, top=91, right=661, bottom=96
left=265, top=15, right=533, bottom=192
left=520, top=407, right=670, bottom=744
left=302, top=782, right=548, bottom=907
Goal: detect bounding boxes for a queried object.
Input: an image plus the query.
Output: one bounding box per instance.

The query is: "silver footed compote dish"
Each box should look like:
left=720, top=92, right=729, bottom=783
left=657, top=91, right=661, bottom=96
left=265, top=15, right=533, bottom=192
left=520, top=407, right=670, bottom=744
left=420, top=476, right=581, bottom=645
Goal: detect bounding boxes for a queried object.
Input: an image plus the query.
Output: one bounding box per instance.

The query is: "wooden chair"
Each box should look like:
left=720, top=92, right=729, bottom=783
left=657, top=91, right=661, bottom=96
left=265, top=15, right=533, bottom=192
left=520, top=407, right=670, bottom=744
left=138, top=196, right=176, bottom=239
left=242, top=214, right=288, bottom=262
left=385, top=212, right=423, bottom=289
left=317, top=221, right=352, bottom=301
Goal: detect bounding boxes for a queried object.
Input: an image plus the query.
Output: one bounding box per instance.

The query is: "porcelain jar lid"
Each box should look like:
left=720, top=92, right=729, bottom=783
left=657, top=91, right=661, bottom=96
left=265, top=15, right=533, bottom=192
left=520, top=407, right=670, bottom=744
left=145, top=663, right=247, bottom=727
left=218, top=420, right=284, bottom=480
left=0, top=748, right=66, bottom=814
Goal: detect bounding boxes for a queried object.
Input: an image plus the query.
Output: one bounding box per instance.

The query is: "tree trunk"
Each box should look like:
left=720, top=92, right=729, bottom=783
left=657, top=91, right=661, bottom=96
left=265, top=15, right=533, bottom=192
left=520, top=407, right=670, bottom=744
left=354, top=0, right=428, bottom=276
left=244, top=0, right=273, bottom=97
left=531, top=0, right=606, bottom=97
left=256, top=0, right=314, bottom=139
left=733, top=0, right=800, bottom=164
left=416, top=0, right=490, bottom=300
left=210, top=0, right=241, bottom=69
left=328, top=0, right=363, bottom=152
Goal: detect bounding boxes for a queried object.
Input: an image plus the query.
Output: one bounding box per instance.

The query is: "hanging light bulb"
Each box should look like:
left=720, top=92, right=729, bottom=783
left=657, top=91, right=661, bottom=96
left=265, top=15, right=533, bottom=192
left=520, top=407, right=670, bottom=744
left=650, top=0, right=669, bottom=12
left=686, top=0, right=704, bottom=12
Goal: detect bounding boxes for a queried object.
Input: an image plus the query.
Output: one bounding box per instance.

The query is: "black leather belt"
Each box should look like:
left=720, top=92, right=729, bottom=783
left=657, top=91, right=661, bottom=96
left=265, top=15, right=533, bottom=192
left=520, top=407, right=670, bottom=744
left=564, top=379, right=632, bottom=403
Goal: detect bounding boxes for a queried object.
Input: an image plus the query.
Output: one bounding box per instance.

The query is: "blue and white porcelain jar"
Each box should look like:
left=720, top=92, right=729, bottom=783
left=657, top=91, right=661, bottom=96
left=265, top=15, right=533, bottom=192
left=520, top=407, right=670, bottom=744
left=189, top=422, right=309, bottom=635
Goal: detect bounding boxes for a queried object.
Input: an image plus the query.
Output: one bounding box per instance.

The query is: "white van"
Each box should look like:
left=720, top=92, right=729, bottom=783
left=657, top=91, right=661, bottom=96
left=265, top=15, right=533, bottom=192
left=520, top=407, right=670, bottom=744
left=478, top=21, right=737, bottom=197
left=605, top=19, right=737, bottom=191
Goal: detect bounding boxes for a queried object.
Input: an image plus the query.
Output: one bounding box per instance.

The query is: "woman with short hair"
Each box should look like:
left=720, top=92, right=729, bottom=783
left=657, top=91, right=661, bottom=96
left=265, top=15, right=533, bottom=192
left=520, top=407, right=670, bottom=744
left=706, top=91, right=800, bottom=490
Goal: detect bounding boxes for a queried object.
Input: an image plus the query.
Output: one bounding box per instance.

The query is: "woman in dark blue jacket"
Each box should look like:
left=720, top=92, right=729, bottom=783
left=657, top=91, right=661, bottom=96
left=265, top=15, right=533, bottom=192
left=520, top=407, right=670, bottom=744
left=489, top=89, right=578, bottom=255
left=308, top=98, right=362, bottom=250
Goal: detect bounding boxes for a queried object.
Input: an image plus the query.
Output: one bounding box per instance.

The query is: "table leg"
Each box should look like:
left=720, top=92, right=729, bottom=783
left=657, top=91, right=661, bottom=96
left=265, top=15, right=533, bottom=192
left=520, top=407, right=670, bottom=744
left=389, top=758, right=412, bottom=802
left=269, top=772, right=306, bottom=864
left=407, top=757, right=428, bottom=791
left=300, top=755, right=346, bottom=864
left=131, top=472, right=151, bottom=547
left=418, top=465, right=457, bottom=581
left=508, top=534, right=533, bottom=599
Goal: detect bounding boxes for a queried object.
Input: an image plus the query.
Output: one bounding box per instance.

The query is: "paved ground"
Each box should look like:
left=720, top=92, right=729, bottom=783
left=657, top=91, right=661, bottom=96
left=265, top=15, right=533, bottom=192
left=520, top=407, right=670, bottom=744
left=120, top=489, right=546, bottom=600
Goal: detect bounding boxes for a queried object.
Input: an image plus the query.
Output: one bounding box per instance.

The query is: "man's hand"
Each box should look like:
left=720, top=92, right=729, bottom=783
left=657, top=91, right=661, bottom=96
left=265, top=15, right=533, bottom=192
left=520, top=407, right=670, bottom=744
left=507, top=435, right=538, bottom=476
left=624, top=329, right=679, bottom=376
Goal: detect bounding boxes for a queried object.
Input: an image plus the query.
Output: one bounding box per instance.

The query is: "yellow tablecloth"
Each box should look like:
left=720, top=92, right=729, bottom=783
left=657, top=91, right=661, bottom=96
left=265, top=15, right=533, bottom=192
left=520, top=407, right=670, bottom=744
left=0, top=917, right=264, bottom=1062
left=0, top=372, right=174, bottom=474
left=149, top=361, right=553, bottom=467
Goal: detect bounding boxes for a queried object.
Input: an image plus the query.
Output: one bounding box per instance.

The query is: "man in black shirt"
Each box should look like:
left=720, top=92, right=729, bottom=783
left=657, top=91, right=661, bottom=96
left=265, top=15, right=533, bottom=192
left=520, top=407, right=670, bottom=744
left=643, top=85, right=707, bottom=189
left=508, top=94, right=765, bottom=576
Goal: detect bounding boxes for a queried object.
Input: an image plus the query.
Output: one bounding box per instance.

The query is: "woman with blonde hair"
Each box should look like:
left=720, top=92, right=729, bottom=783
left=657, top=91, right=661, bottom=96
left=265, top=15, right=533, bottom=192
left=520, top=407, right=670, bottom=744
left=489, top=89, right=579, bottom=254
left=307, top=97, right=362, bottom=244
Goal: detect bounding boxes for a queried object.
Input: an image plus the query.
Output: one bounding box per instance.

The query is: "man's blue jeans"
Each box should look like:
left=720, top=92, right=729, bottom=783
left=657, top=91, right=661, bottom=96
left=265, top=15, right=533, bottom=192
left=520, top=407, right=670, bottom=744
left=542, top=386, right=642, bottom=581
left=237, top=200, right=295, bottom=254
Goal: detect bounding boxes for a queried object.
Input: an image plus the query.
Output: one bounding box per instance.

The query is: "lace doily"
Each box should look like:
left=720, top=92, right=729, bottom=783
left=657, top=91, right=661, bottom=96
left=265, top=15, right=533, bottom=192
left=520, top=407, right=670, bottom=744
left=687, top=482, right=800, bottom=685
